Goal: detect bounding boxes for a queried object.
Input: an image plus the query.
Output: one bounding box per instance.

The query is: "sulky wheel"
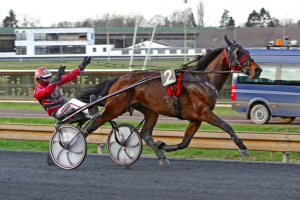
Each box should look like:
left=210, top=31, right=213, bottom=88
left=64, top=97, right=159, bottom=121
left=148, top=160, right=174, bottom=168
left=107, top=123, right=143, bottom=165
left=49, top=125, right=87, bottom=170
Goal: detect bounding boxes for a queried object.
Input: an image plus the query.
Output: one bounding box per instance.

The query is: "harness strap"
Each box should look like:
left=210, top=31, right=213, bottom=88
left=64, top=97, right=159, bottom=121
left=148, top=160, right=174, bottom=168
left=167, top=72, right=184, bottom=120
left=173, top=96, right=183, bottom=120
left=203, top=81, right=218, bottom=97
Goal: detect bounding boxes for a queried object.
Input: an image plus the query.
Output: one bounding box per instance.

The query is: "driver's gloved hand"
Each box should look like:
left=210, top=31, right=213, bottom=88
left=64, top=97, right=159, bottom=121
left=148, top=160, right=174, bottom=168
left=57, top=65, right=66, bottom=76
left=51, top=65, right=66, bottom=84
left=78, top=56, right=91, bottom=72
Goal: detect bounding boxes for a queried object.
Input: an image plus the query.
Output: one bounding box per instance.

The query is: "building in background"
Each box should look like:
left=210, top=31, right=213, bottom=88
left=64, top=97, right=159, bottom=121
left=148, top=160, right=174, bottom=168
left=1, top=26, right=300, bottom=59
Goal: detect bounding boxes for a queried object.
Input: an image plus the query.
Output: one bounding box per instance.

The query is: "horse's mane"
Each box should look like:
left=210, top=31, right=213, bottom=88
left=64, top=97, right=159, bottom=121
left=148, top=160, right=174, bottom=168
left=182, top=48, right=224, bottom=71
left=195, top=48, right=224, bottom=71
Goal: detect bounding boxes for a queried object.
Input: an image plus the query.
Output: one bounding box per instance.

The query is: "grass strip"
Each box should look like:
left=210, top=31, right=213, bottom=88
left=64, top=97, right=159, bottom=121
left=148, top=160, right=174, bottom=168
left=1, top=139, right=300, bottom=163
left=0, top=102, right=241, bottom=115
left=0, top=117, right=299, bottom=133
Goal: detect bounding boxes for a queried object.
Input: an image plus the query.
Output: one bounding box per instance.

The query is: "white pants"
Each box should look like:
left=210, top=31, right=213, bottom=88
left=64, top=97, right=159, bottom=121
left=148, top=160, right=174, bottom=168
left=55, top=98, right=92, bottom=118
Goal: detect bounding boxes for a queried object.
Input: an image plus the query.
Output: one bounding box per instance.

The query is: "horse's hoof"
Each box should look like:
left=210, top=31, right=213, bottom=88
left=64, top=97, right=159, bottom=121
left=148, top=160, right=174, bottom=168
left=239, top=149, right=250, bottom=156
left=159, top=158, right=170, bottom=166
left=154, top=140, right=165, bottom=150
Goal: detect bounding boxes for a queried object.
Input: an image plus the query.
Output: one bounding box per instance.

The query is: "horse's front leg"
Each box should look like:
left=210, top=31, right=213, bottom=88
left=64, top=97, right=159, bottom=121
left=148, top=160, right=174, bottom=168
left=200, top=107, right=249, bottom=156
left=155, top=121, right=201, bottom=152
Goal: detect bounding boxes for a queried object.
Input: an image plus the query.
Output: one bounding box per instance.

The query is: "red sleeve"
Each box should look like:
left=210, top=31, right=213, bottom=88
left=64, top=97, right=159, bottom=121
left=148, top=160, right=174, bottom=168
left=34, top=83, right=58, bottom=101
left=58, top=67, right=81, bottom=86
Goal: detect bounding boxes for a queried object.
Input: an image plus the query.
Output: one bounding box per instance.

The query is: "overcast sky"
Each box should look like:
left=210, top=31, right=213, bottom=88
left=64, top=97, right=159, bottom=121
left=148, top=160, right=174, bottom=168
left=1, top=0, right=300, bottom=27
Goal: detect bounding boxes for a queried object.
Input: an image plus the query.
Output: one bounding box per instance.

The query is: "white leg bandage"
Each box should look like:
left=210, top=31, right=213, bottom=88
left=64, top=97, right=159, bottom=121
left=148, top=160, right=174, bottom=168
left=55, top=98, right=91, bottom=118
left=69, top=98, right=90, bottom=115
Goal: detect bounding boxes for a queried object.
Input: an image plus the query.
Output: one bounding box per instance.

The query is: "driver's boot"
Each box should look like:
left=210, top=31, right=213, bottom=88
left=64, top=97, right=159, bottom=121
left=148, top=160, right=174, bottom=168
left=88, top=94, right=99, bottom=116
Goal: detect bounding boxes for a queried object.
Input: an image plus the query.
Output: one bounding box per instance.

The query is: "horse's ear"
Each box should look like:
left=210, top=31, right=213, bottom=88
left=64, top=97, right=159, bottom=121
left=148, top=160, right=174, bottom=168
left=233, top=39, right=237, bottom=44
left=224, top=35, right=233, bottom=46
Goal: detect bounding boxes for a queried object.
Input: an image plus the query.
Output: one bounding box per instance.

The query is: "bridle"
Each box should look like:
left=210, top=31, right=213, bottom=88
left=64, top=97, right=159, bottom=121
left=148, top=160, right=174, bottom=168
left=224, top=43, right=254, bottom=76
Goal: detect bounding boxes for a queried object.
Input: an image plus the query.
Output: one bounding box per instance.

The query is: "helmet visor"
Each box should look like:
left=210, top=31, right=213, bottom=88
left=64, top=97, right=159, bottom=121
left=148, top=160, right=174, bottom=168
left=42, top=73, right=52, bottom=78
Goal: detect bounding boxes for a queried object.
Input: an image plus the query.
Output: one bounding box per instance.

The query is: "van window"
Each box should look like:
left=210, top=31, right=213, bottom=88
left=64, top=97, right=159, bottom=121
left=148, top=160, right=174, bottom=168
left=237, top=63, right=277, bottom=85
left=279, top=63, right=300, bottom=86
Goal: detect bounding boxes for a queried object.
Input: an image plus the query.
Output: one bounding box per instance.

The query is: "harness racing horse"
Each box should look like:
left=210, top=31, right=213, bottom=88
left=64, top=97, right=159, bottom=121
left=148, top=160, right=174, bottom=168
left=76, top=36, right=262, bottom=165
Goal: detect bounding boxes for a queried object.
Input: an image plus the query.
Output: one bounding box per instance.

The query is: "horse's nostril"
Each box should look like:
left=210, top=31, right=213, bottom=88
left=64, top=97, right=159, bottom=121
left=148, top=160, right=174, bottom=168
left=255, top=68, right=261, bottom=74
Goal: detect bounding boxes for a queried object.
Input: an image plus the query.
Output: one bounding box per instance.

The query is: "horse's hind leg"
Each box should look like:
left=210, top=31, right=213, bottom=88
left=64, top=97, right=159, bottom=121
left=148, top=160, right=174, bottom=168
left=200, top=107, right=249, bottom=156
left=157, top=121, right=201, bottom=152
left=134, top=105, right=169, bottom=165
left=83, top=99, right=131, bottom=136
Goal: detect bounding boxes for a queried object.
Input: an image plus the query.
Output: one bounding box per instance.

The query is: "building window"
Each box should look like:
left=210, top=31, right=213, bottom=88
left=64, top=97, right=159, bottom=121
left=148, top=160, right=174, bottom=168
left=35, top=33, right=47, bottom=41
left=122, top=50, right=129, bottom=55
left=35, top=46, right=47, bottom=55
left=16, top=33, right=26, bottom=40
left=16, top=46, right=27, bottom=55
left=35, top=45, right=86, bottom=55
left=134, top=50, right=141, bottom=54
left=79, top=35, right=87, bottom=40
left=103, top=48, right=107, bottom=52
left=91, top=33, right=94, bottom=40
left=158, top=50, right=165, bottom=54
left=170, top=50, right=177, bottom=54
left=93, top=48, right=97, bottom=52
left=47, top=34, right=59, bottom=41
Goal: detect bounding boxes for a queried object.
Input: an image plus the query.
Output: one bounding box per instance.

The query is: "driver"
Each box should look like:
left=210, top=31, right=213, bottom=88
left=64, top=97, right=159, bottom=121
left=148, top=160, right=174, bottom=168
left=34, top=57, right=98, bottom=119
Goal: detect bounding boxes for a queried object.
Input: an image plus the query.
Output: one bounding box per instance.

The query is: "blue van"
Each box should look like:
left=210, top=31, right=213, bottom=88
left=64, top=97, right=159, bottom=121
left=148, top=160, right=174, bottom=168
left=231, top=48, right=300, bottom=124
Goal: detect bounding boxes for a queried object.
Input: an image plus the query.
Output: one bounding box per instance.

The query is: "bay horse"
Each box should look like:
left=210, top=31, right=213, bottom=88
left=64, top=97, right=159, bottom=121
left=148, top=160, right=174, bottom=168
left=76, top=36, right=262, bottom=165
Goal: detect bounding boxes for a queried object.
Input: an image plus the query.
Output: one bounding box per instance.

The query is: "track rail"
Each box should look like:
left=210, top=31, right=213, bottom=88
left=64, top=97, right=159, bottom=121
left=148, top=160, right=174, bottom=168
left=0, top=123, right=299, bottom=162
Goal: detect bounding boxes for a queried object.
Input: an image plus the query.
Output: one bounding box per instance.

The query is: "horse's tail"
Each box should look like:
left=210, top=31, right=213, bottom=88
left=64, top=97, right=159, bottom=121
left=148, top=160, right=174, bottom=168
left=75, top=77, right=119, bottom=106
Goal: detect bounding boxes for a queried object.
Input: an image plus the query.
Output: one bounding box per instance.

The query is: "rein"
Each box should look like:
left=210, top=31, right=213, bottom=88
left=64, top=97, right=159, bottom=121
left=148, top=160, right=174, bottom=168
left=178, top=69, right=241, bottom=74
left=90, top=61, right=166, bottom=69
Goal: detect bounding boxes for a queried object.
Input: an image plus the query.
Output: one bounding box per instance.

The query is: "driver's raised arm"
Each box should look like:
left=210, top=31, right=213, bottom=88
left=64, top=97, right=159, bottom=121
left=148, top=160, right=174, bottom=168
left=58, top=57, right=91, bottom=86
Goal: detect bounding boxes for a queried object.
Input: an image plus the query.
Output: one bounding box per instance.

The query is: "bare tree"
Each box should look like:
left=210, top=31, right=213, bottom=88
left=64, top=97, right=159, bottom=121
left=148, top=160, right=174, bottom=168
left=124, top=14, right=146, bottom=26
left=169, top=10, right=184, bottom=27
left=93, top=13, right=110, bottom=27
left=169, top=8, right=196, bottom=27
left=148, top=14, right=165, bottom=26
left=280, top=18, right=296, bottom=27
left=110, top=14, right=125, bottom=27
left=81, top=18, right=93, bottom=27
left=21, top=14, right=41, bottom=27
left=52, top=21, right=73, bottom=27
left=197, top=0, right=204, bottom=27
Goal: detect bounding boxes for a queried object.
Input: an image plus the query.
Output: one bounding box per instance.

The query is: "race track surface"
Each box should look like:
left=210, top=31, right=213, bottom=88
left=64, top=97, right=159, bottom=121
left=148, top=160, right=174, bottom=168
left=1, top=150, right=300, bottom=200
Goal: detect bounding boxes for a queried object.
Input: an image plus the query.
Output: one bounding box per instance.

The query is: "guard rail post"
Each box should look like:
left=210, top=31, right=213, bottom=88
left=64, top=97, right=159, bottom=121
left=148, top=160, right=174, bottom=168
left=97, top=143, right=105, bottom=154
left=282, top=152, right=290, bottom=163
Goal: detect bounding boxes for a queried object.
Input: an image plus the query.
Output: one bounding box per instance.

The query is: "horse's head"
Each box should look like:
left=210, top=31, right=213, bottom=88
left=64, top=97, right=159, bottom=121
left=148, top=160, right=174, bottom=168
left=224, top=36, right=262, bottom=79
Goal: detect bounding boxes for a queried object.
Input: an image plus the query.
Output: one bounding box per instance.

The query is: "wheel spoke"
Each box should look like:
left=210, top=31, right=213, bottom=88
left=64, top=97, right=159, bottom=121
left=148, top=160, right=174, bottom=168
left=126, top=143, right=140, bottom=148
left=123, top=147, right=134, bottom=159
left=66, top=151, right=74, bottom=166
left=56, top=148, right=64, bottom=163
left=116, top=146, right=123, bottom=160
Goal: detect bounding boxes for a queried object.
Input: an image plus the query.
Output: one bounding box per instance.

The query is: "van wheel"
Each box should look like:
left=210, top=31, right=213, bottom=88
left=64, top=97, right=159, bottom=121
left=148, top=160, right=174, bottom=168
left=279, top=117, right=295, bottom=123
left=250, top=104, right=270, bottom=124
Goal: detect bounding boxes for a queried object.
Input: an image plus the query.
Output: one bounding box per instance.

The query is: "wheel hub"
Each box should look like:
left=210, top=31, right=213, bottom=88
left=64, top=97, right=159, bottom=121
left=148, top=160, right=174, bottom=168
left=256, top=110, right=264, bottom=120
